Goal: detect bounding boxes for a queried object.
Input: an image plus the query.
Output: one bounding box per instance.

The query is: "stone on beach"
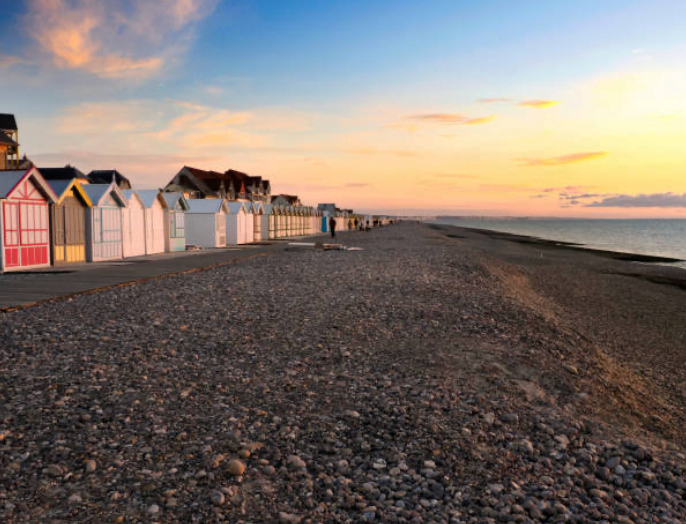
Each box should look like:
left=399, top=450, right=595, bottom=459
left=0, top=223, right=685, bottom=523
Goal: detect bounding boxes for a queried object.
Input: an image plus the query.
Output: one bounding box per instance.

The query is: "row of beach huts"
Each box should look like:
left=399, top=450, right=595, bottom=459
left=0, top=113, right=391, bottom=273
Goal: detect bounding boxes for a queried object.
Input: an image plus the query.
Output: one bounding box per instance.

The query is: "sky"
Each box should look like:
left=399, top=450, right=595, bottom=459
left=2, top=0, right=686, bottom=217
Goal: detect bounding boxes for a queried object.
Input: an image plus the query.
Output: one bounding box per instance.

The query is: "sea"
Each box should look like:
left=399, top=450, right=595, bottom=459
left=430, top=218, right=686, bottom=269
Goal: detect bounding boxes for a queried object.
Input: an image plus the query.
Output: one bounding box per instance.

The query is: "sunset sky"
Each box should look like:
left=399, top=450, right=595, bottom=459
left=2, top=0, right=686, bottom=216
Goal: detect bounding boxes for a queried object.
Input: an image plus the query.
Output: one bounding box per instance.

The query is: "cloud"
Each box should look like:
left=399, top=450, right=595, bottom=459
left=586, top=193, right=686, bottom=208
left=0, top=54, right=21, bottom=68
left=24, top=0, right=218, bottom=79
left=478, top=98, right=511, bottom=103
left=520, top=151, right=608, bottom=167
left=431, top=173, right=479, bottom=179
left=405, top=113, right=496, bottom=126
left=543, top=185, right=591, bottom=193
left=530, top=194, right=548, bottom=199
left=463, top=115, right=496, bottom=125
left=518, top=99, right=561, bottom=108
left=342, top=147, right=418, bottom=157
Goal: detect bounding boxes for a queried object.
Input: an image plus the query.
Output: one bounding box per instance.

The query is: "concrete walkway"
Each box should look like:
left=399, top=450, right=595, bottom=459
left=0, top=232, right=359, bottom=311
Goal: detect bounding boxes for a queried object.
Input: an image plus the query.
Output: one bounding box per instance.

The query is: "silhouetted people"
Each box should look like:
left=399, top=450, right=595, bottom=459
left=329, top=216, right=337, bottom=238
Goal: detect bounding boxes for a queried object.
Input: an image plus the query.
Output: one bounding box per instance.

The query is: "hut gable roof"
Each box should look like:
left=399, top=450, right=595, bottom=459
left=226, top=201, right=247, bottom=214
left=38, top=165, right=89, bottom=181
left=83, top=183, right=127, bottom=208
left=46, top=178, right=93, bottom=207
left=132, top=189, right=167, bottom=209
left=88, top=169, right=131, bottom=189
left=121, top=190, right=146, bottom=208
left=0, top=167, right=58, bottom=202
left=187, top=199, right=227, bottom=214
left=0, top=114, right=18, bottom=132
left=161, top=192, right=189, bottom=211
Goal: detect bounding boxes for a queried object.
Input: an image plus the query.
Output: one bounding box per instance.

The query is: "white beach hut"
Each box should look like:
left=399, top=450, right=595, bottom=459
left=276, top=205, right=285, bottom=238
left=226, top=201, right=248, bottom=245
left=121, top=190, right=147, bottom=258
left=136, top=189, right=168, bottom=255
left=265, top=204, right=276, bottom=239
left=252, top=201, right=266, bottom=241
left=243, top=201, right=255, bottom=244
left=185, top=199, right=227, bottom=248
left=83, top=183, right=127, bottom=262
left=161, top=192, right=189, bottom=252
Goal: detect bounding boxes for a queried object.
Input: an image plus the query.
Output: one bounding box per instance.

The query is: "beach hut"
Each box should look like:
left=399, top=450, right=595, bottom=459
left=252, top=201, right=265, bottom=241
left=0, top=167, right=57, bottom=272
left=161, top=192, right=188, bottom=252
left=121, top=190, right=147, bottom=258
left=259, top=203, right=271, bottom=241
left=185, top=199, right=227, bottom=248
left=136, top=190, right=168, bottom=255
left=266, top=204, right=276, bottom=239
left=46, top=178, right=92, bottom=266
left=226, top=201, right=248, bottom=245
left=82, top=183, right=127, bottom=262
left=243, top=201, right=255, bottom=243
left=275, top=205, right=284, bottom=238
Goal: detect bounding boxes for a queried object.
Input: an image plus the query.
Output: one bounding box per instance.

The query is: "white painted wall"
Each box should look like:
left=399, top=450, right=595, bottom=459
left=186, top=213, right=223, bottom=248
left=145, top=201, right=166, bottom=255
left=123, top=197, right=146, bottom=258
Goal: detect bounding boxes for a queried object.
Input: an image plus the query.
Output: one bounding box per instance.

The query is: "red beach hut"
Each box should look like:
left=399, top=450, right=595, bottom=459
left=0, top=167, right=58, bottom=272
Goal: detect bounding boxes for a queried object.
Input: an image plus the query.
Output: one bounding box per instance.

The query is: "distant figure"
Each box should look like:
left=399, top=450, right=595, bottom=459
left=365, top=220, right=370, bottom=231
left=354, top=218, right=359, bottom=229
left=329, top=216, right=337, bottom=238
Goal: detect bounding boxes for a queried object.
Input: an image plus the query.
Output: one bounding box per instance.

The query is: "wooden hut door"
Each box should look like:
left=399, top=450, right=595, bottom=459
left=18, top=201, right=49, bottom=267
left=3, top=202, right=20, bottom=267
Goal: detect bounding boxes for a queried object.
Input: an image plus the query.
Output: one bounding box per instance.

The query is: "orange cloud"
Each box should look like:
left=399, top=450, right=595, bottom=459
left=25, top=0, right=217, bottom=79
left=520, top=151, right=608, bottom=167
left=406, top=113, right=496, bottom=125
left=463, top=115, right=496, bottom=125
left=343, top=147, right=418, bottom=157
left=518, top=99, right=561, bottom=108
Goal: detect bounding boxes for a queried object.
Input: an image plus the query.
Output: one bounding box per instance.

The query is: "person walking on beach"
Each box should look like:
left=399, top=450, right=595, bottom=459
left=329, top=216, right=337, bottom=239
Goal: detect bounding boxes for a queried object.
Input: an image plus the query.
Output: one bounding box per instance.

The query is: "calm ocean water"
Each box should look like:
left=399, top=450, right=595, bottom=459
left=430, top=218, right=686, bottom=268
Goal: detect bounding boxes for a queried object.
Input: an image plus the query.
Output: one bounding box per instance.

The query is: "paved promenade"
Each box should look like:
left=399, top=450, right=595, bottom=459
left=0, top=233, right=352, bottom=310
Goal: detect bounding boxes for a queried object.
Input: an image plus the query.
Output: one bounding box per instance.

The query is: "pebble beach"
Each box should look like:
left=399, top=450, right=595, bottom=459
left=1, top=222, right=685, bottom=523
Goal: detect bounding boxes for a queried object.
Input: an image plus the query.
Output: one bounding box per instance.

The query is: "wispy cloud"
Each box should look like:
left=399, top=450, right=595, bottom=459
left=542, top=185, right=591, bottom=193
left=463, top=115, right=496, bottom=125
left=405, top=113, right=495, bottom=125
left=24, top=0, right=218, bottom=79
left=586, top=193, right=686, bottom=208
left=517, top=99, right=561, bottom=108
left=519, top=151, right=608, bottom=167
left=0, top=54, right=21, bottom=68
left=343, top=147, right=418, bottom=157
left=478, top=98, right=511, bottom=103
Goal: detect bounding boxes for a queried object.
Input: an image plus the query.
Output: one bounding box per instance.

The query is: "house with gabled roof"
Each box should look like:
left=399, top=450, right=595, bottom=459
left=88, top=169, right=132, bottom=189
left=163, top=166, right=271, bottom=202
left=39, top=165, right=90, bottom=183
left=0, top=114, right=20, bottom=170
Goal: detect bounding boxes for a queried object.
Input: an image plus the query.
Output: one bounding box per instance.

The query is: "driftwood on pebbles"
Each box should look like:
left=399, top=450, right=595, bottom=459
left=0, top=223, right=684, bottom=523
